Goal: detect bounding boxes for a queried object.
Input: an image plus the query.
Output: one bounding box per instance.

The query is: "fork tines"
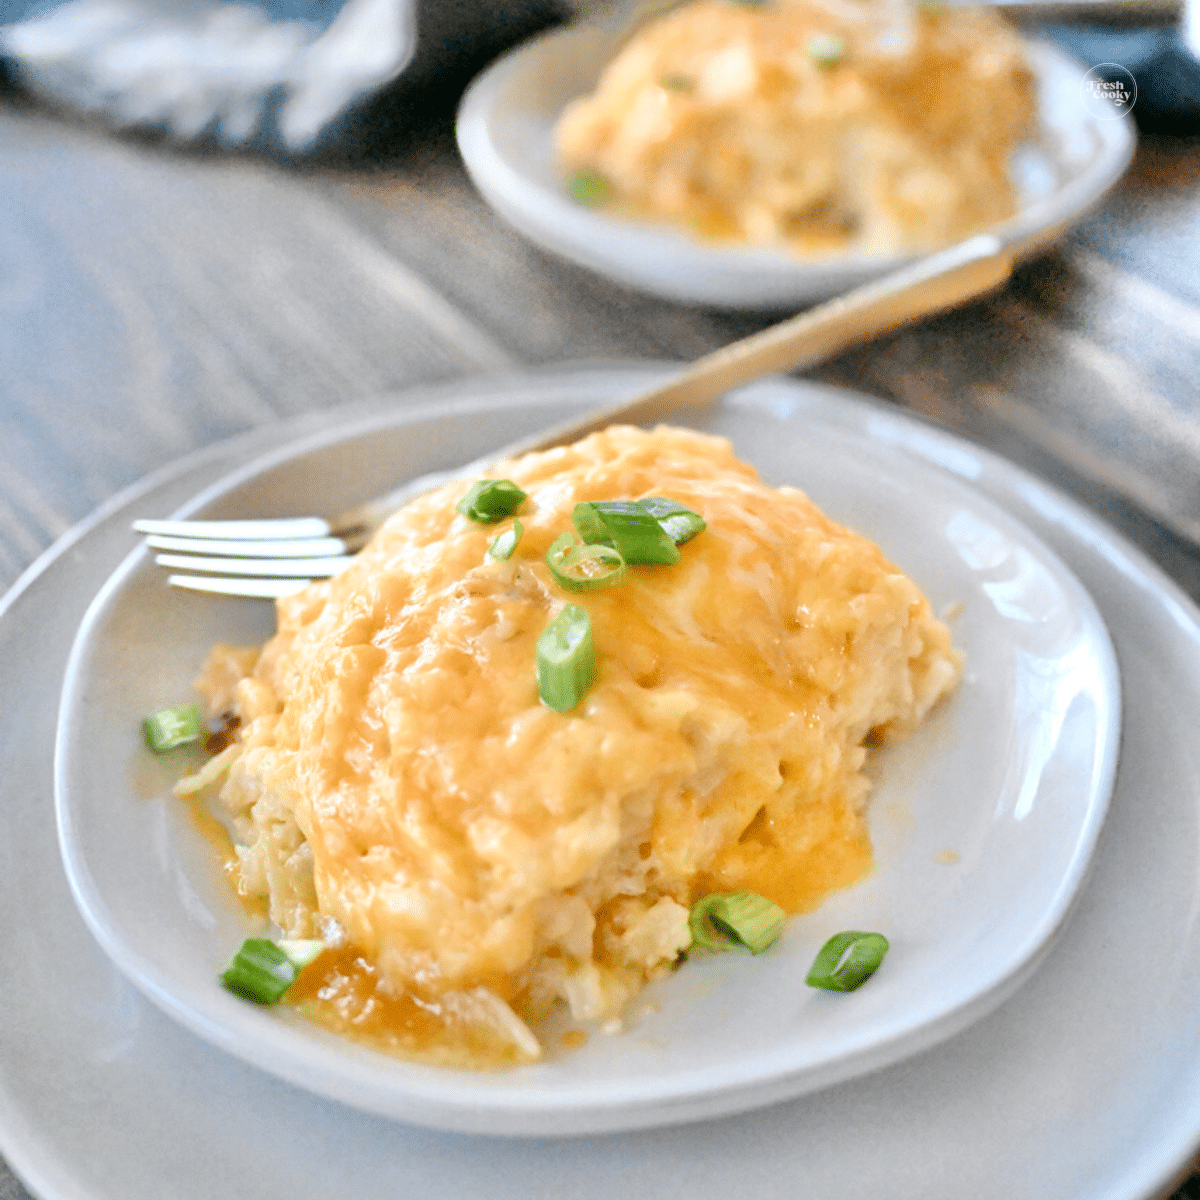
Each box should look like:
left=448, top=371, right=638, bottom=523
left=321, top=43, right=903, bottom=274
left=133, top=517, right=333, bottom=540
left=143, top=534, right=349, bottom=558
left=153, top=554, right=354, bottom=577
left=134, top=516, right=355, bottom=597
left=166, top=575, right=315, bottom=599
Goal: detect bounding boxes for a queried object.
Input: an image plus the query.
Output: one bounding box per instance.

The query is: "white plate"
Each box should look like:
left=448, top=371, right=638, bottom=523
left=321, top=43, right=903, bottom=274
left=53, top=374, right=1118, bottom=1136
left=4, top=367, right=1200, bottom=1198
left=455, top=23, right=1136, bottom=308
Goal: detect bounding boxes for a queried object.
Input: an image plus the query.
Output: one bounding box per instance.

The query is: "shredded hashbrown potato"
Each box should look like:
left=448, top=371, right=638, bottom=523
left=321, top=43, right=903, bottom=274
left=180, top=426, right=961, bottom=1066
left=556, top=0, right=1036, bottom=256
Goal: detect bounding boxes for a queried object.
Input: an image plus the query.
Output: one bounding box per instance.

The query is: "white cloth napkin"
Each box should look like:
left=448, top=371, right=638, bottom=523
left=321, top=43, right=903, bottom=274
left=0, top=0, right=565, bottom=151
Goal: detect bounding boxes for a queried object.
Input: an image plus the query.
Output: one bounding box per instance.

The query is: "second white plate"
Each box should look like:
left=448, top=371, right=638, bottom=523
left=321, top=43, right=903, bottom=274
left=456, top=22, right=1135, bottom=308
left=54, top=379, right=1119, bottom=1135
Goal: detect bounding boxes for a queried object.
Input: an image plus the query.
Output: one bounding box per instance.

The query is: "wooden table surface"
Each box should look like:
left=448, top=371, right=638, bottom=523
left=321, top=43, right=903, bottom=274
left=3, top=50, right=1200, bottom=1200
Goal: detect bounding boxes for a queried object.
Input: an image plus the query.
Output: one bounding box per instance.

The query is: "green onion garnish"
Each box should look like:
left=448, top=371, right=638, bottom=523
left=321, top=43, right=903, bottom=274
left=637, top=497, right=707, bottom=545
left=660, top=73, right=694, bottom=92
left=546, top=531, right=627, bottom=592
left=143, top=704, right=204, bottom=753
left=488, top=519, right=524, bottom=560
left=456, top=479, right=527, bottom=523
left=808, top=33, right=846, bottom=67
left=568, top=168, right=615, bottom=207
left=220, top=937, right=325, bottom=1005
left=572, top=501, right=681, bottom=565
left=805, top=931, right=889, bottom=991
left=536, top=603, right=597, bottom=713
left=278, top=938, right=326, bottom=966
left=688, top=891, right=787, bottom=955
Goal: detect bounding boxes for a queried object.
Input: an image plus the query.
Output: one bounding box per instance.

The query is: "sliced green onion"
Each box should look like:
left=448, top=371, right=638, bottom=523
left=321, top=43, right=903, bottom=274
left=660, top=72, right=694, bottom=92
left=276, top=938, right=327, bottom=969
left=456, top=479, right=527, bottom=523
left=689, top=891, right=786, bottom=955
left=546, top=531, right=627, bottom=593
left=569, top=501, right=608, bottom=549
left=805, top=931, right=889, bottom=991
left=688, top=894, right=739, bottom=953
left=143, top=704, right=203, bottom=753
left=221, top=937, right=325, bottom=1005
left=488, top=519, right=524, bottom=560
left=638, top=497, right=707, bottom=545
left=568, top=168, right=615, bottom=207
left=808, top=32, right=846, bottom=67
left=537, top=603, right=597, bottom=713
left=572, top=502, right=680, bottom=565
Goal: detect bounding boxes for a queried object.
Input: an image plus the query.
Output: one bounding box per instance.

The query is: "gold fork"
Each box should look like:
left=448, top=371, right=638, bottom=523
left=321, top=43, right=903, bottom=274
left=135, top=234, right=1012, bottom=598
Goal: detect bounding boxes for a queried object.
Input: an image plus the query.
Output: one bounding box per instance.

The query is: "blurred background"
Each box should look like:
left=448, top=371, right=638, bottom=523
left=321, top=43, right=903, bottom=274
left=1, top=0, right=1198, bottom=160
left=3, top=2, right=1200, bottom=1199
left=0, top=0, right=571, bottom=158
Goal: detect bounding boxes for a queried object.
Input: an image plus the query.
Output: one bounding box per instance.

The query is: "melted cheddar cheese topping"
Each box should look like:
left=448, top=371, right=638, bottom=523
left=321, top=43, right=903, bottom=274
left=190, top=426, right=960, bottom=1065
left=556, top=0, right=1035, bottom=256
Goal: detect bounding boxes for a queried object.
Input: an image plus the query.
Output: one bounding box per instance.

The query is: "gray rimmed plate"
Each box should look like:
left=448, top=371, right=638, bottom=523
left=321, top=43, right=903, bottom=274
left=456, top=25, right=1135, bottom=308
left=54, top=373, right=1118, bottom=1136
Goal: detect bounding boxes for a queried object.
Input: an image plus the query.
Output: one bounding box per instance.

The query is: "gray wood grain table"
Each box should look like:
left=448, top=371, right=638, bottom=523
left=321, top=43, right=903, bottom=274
left=3, top=69, right=1200, bottom=1200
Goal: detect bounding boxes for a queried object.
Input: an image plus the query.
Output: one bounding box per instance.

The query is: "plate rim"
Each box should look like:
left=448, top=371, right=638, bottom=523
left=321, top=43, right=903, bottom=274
left=2, top=364, right=1199, bottom=1200
left=455, top=25, right=1136, bottom=308
left=52, top=371, right=1121, bottom=1135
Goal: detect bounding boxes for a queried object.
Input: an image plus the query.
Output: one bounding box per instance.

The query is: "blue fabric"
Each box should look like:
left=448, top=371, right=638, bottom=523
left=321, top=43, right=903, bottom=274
left=1033, top=21, right=1200, bottom=133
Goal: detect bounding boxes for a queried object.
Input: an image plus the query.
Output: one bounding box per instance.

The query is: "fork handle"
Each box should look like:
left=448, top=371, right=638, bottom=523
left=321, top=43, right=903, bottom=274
left=539, top=233, right=1011, bottom=438
left=340, top=234, right=1013, bottom=535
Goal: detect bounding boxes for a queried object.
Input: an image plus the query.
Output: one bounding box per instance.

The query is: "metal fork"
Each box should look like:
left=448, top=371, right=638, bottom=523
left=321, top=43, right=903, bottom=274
left=135, top=234, right=1014, bottom=598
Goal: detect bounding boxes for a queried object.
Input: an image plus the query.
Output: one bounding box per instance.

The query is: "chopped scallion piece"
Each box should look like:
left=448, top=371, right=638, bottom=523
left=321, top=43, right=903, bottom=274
left=572, top=501, right=681, bottom=565
left=456, top=479, right=527, bottom=523
left=546, top=531, right=627, bottom=592
left=488, top=519, right=524, bottom=560
left=536, top=603, right=596, bottom=713
left=143, top=704, right=203, bottom=753
left=638, top=497, right=706, bottom=545
left=805, top=930, right=889, bottom=991
left=808, top=32, right=846, bottom=66
left=568, top=502, right=611, bottom=549
left=568, top=168, right=615, bottom=207
left=660, top=73, right=694, bottom=92
left=221, top=937, right=325, bottom=1005
left=276, top=938, right=327, bottom=969
left=689, top=891, right=786, bottom=955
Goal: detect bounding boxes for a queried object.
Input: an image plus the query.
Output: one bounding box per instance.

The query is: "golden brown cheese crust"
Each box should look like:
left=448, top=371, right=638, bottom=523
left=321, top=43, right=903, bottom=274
left=556, top=0, right=1035, bottom=255
left=208, top=426, right=959, bottom=1042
